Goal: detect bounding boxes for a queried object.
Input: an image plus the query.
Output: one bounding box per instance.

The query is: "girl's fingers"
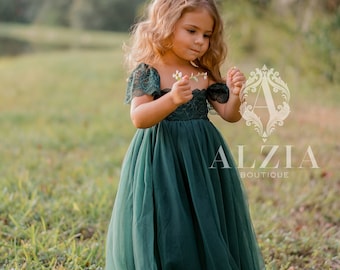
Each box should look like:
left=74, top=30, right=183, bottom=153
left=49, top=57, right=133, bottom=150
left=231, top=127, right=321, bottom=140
left=230, top=70, right=246, bottom=84
left=233, top=77, right=246, bottom=85
left=228, top=66, right=239, bottom=76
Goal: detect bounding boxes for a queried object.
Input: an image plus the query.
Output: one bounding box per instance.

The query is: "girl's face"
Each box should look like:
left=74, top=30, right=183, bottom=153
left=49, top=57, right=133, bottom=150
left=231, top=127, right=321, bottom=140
left=169, top=8, right=214, bottom=63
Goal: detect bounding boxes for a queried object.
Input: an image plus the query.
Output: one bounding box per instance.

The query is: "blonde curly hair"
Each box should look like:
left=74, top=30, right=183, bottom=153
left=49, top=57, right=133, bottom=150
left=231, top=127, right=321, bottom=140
left=124, top=0, right=227, bottom=82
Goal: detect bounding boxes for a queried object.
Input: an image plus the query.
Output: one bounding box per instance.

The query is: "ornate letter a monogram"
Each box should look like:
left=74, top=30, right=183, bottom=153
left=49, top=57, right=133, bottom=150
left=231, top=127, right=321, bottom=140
left=240, top=65, right=290, bottom=142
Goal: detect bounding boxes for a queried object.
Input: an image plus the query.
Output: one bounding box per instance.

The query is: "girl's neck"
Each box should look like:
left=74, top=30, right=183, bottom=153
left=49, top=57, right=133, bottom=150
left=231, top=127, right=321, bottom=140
left=159, top=52, right=195, bottom=70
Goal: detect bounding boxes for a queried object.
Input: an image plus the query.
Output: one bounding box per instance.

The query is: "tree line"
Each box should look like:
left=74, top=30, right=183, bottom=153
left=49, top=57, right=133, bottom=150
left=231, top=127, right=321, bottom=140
left=0, top=0, right=338, bottom=32
left=0, top=0, right=146, bottom=32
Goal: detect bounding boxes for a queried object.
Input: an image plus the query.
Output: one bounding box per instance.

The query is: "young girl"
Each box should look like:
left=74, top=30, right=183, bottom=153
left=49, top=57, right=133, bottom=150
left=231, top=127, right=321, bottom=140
left=106, top=0, right=265, bottom=269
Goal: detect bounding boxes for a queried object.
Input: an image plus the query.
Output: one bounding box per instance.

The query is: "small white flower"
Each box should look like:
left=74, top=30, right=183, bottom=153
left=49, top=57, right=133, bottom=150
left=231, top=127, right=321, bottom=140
left=172, top=70, right=208, bottom=82
left=190, top=73, right=199, bottom=82
left=173, top=70, right=183, bottom=81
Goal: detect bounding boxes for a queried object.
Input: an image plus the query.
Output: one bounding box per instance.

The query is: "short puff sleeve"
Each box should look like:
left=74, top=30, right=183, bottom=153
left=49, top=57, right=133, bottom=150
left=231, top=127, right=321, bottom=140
left=207, top=83, right=229, bottom=103
left=125, top=63, right=161, bottom=104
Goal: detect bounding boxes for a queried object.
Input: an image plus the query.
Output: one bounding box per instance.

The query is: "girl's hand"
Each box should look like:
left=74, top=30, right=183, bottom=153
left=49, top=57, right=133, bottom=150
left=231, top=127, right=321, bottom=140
left=227, top=67, right=246, bottom=95
left=170, top=75, right=192, bottom=105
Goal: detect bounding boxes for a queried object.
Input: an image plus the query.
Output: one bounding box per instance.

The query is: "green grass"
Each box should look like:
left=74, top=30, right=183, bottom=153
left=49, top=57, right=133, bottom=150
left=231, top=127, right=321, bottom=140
left=0, top=15, right=339, bottom=270
left=0, top=29, right=132, bottom=268
left=0, top=23, right=127, bottom=50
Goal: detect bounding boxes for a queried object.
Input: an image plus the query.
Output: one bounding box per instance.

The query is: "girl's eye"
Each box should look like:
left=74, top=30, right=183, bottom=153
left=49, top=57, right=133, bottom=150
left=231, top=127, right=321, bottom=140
left=204, top=34, right=211, bottom=39
left=187, top=29, right=195, bottom=34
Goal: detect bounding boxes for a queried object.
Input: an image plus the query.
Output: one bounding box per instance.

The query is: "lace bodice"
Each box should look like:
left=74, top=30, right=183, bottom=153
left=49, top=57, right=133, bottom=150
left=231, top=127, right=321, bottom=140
left=125, top=63, right=229, bottom=121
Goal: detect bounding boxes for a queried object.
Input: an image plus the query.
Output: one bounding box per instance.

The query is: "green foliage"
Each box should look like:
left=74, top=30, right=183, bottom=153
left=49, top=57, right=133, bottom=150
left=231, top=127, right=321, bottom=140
left=0, top=0, right=145, bottom=31
left=34, top=0, right=72, bottom=27
left=86, top=0, right=144, bottom=31
left=0, top=0, right=42, bottom=23
left=222, top=0, right=340, bottom=88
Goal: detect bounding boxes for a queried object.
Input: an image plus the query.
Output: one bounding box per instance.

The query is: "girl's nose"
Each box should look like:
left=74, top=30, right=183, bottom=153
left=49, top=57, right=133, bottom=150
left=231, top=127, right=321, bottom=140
left=195, top=35, right=204, bottom=45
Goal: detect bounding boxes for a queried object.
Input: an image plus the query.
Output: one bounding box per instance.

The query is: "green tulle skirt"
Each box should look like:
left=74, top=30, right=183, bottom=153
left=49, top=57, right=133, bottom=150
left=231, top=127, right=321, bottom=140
left=105, top=119, right=265, bottom=270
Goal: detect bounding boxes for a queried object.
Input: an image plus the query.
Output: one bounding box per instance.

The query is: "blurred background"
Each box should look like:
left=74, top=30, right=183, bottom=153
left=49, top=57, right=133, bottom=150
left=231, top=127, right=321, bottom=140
left=0, top=0, right=339, bottom=269
left=0, top=0, right=339, bottom=83
left=0, top=0, right=144, bottom=31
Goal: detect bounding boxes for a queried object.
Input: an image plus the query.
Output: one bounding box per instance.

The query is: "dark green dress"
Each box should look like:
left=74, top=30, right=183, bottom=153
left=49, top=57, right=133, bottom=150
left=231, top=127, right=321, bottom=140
left=105, top=63, right=265, bottom=270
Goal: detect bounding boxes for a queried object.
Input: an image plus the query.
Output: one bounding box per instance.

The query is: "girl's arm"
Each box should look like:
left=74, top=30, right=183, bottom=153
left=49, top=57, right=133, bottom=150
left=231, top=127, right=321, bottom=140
left=210, top=67, right=245, bottom=122
left=130, top=75, right=192, bottom=128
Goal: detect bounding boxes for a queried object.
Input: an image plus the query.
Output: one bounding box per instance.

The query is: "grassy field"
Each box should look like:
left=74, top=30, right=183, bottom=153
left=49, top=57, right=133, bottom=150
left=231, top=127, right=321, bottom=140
left=0, top=8, right=339, bottom=270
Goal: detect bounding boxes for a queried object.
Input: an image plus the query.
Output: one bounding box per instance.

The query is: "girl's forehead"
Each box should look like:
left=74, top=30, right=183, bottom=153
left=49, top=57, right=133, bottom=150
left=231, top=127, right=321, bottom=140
left=178, top=9, right=214, bottom=30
